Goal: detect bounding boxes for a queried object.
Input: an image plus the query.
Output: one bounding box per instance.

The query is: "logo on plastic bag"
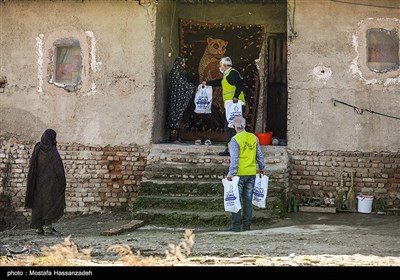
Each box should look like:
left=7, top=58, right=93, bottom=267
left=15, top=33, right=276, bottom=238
left=196, top=96, right=211, bottom=110
left=253, top=181, right=265, bottom=202
left=225, top=184, right=237, bottom=203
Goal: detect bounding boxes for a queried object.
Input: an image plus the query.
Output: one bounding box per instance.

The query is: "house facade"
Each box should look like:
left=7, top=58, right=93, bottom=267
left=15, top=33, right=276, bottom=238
left=0, top=0, right=399, bottom=226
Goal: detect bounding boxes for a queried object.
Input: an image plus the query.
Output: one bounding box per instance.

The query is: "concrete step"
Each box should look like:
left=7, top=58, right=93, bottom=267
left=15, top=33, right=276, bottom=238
left=131, top=143, right=290, bottom=227
left=139, top=179, right=222, bottom=196
left=146, top=144, right=289, bottom=166
left=133, top=193, right=286, bottom=212
left=139, top=178, right=286, bottom=196
left=143, top=164, right=289, bottom=182
left=132, top=208, right=281, bottom=227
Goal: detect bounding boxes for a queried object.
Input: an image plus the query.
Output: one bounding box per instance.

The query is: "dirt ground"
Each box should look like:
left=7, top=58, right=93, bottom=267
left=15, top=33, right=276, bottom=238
left=1, top=210, right=400, bottom=267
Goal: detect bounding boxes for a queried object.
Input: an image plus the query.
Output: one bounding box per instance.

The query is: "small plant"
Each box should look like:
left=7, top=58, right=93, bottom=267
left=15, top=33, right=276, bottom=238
left=109, top=244, right=162, bottom=266
left=165, top=229, right=195, bottom=261
left=109, top=229, right=195, bottom=265
left=39, top=235, right=91, bottom=266
left=374, top=198, right=387, bottom=212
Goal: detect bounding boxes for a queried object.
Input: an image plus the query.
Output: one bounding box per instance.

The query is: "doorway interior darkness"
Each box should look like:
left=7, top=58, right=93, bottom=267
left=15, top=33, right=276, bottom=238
left=266, top=34, right=288, bottom=141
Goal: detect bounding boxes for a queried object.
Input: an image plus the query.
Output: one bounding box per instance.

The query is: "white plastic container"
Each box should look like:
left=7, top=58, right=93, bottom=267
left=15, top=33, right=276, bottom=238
left=357, top=195, right=374, bottom=213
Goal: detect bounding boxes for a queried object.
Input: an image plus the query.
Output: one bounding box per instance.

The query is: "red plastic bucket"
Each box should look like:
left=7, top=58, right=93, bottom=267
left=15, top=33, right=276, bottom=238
left=255, top=132, right=273, bottom=145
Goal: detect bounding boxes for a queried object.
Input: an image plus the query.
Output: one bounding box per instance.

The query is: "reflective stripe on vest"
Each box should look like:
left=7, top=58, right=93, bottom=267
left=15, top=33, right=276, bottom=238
left=221, top=68, right=246, bottom=107
left=233, top=131, right=257, bottom=175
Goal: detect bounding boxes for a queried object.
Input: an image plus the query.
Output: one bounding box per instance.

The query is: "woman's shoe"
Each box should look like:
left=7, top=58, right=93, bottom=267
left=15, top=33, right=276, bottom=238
left=169, top=129, right=179, bottom=142
left=35, top=228, right=44, bottom=235
left=51, top=227, right=63, bottom=236
left=44, top=227, right=62, bottom=236
left=44, top=231, right=54, bottom=236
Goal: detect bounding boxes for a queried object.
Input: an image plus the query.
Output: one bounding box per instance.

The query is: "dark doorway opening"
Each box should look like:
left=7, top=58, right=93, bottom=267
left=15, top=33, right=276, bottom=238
left=266, top=34, right=287, bottom=140
left=178, top=19, right=265, bottom=143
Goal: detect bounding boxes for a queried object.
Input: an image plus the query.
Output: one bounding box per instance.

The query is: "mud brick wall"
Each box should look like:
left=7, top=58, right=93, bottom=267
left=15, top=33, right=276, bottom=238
left=0, top=140, right=148, bottom=226
left=288, top=150, right=400, bottom=210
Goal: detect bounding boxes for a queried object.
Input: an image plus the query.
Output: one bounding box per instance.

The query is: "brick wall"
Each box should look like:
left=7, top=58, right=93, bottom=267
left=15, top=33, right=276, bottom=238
left=288, top=150, right=400, bottom=209
left=3, top=141, right=399, bottom=227
left=0, top=140, right=148, bottom=227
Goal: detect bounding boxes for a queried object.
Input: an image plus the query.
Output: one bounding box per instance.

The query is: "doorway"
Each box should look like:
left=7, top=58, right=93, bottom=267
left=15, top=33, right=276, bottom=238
left=155, top=1, right=288, bottom=144
left=177, top=19, right=265, bottom=143
left=266, top=34, right=287, bottom=140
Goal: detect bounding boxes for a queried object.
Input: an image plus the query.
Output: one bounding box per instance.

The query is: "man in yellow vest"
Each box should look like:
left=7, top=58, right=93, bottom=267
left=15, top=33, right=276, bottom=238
left=225, top=116, right=265, bottom=232
left=202, top=57, right=247, bottom=156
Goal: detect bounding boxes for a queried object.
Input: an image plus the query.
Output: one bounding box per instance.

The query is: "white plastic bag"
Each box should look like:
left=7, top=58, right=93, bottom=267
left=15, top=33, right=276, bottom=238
left=222, top=176, right=241, bottom=213
left=194, top=85, right=212, bottom=114
left=225, top=100, right=243, bottom=128
left=252, top=174, right=269, bottom=208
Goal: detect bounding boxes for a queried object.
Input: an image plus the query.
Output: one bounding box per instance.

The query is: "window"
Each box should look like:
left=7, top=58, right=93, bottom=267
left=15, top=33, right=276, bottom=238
left=52, top=38, right=82, bottom=91
left=367, top=28, right=399, bottom=73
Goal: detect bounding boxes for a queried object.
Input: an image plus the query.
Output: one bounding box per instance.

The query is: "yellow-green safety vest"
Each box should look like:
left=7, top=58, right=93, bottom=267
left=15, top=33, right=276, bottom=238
left=233, top=131, right=258, bottom=176
left=221, top=68, right=246, bottom=107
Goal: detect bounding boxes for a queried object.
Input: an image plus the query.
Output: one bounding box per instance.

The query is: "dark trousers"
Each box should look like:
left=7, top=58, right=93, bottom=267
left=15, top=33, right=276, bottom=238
left=224, top=120, right=236, bottom=150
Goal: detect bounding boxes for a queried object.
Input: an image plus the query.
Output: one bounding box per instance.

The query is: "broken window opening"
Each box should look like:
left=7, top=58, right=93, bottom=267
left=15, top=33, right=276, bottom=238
left=50, top=38, right=82, bottom=92
left=366, top=28, right=399, bottom=73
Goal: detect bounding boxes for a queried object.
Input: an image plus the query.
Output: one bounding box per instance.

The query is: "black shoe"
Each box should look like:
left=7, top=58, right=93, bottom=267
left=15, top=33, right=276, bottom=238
left=44, top=227, right=62, bottom=236
left=224, top=227, right=241, bottom=232
left=49, top=227, right=63, bottom=236
left=242, top=225, right=251, bottom=231
left=218, top=150, right=230, bottom=156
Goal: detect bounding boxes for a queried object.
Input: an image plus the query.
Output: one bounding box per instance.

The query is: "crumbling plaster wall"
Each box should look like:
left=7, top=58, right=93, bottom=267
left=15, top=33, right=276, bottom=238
left=287, top=0, right=400, bottom=152
left=0, top=0, right=157, bottom=147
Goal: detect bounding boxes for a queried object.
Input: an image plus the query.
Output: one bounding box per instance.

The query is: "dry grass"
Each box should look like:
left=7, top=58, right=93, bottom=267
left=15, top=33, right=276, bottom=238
left=0, top=229, right=195, bottom=266
left=165, top=229, right=195, bottom=261
left=2, top=229, right=399, bottom=266
left=109, top=229, right=195, bottom=266
left=40, top=235, right=92, bottom=265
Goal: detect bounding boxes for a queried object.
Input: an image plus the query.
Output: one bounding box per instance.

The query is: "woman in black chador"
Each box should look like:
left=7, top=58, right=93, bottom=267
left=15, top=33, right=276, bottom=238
left=165, top=56, right=196, bottom=141
left=25, top=129, right=66, bottom=235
